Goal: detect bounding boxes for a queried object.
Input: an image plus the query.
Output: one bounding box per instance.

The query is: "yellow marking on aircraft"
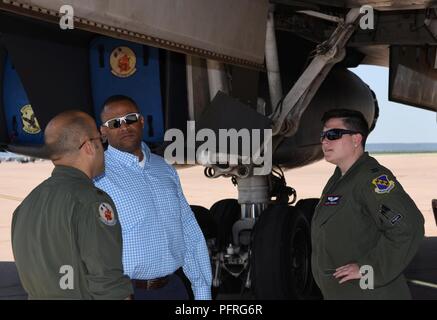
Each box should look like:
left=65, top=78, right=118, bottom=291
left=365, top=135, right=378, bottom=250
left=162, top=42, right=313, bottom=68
left=0, top=194, right=23, bottom=202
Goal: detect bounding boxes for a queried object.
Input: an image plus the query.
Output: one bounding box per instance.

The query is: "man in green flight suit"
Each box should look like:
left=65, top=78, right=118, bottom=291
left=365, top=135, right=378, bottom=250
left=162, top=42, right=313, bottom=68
left=11, top=110, right=133, bottom=299
left=311, top=109, right=424, bottom=299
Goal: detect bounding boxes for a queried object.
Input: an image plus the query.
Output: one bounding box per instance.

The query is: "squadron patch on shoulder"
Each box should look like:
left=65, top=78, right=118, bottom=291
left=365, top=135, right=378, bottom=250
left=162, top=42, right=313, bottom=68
left=98, top=202, right=117, bottom=226
left=323, top=195, right=342, bottom=206
left=372, top=174, right=395, bottom=194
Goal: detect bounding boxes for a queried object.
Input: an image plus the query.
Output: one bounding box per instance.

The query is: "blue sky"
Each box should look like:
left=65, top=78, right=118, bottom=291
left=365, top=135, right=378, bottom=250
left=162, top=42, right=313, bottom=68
left=351, top=65, right=437, bottom=143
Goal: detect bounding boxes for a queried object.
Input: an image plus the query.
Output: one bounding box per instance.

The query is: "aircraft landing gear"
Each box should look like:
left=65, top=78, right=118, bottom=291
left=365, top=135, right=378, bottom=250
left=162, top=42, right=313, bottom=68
left=195, top=165, right=322, bottom=299
left=251, top=204, right=315, bottom=299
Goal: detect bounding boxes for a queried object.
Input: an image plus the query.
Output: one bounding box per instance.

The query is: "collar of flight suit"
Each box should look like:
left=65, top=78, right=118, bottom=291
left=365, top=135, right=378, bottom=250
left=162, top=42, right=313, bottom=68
left=315, top=152, right=372, bottom=226
left=332, top=151, right=371, bottom=184
left=51, top=165, right=93, bottom=186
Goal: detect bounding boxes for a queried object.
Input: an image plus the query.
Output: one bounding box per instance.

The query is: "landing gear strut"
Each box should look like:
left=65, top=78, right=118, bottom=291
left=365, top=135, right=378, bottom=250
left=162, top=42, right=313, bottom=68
left=198, top=164, right=320, bottom=299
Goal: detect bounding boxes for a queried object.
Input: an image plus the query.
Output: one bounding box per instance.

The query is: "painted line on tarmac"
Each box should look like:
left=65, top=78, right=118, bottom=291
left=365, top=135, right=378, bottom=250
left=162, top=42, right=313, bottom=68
left=0, top=194, right=23, bottom=202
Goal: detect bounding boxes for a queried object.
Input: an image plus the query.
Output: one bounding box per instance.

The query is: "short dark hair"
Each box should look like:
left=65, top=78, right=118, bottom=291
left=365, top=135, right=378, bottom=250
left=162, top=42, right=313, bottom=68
left=100, top=95, right=139, bottom=121
left=321, top=109, right=370, bottom=147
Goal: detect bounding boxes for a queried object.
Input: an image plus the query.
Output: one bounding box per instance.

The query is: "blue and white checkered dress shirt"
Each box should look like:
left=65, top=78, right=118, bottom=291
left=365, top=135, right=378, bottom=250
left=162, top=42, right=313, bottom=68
left=94, top=143, right=212, bottom=299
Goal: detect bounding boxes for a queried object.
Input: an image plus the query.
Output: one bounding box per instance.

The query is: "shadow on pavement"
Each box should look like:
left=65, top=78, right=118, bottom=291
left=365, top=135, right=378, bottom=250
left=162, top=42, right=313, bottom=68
left=1, top=237, right=436, bottom=300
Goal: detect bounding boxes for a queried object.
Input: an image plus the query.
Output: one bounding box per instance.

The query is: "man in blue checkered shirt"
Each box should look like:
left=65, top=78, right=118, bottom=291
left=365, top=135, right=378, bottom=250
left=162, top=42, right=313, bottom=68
left=94, top=95, right=212, bottom=300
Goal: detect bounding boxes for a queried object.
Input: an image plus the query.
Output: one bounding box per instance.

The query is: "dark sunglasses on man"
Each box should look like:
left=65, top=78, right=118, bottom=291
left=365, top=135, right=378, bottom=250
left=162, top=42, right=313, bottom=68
left=102, top=112, right=141, bottom=129
left=320, top=128, right=361, bottom=142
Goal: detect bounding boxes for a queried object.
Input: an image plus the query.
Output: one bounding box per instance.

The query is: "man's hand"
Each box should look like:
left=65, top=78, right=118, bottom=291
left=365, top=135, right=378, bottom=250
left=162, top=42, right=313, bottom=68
left=333, top=263, right=361, bottom=284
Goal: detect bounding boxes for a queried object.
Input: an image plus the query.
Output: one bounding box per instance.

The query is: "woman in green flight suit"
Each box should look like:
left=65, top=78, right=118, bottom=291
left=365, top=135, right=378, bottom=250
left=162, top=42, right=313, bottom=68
left=311, top=109, right=424, bottom=300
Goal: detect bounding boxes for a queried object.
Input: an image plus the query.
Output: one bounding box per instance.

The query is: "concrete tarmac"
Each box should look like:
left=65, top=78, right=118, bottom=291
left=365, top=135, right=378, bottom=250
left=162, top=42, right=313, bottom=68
left=1, top=237, right=436, bottom=299
left=1, top=154, right=437, bottom=299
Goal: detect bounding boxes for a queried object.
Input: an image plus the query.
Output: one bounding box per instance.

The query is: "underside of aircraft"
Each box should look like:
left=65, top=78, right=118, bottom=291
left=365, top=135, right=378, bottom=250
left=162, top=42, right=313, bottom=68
left=0, top=0, right=436, bottom=299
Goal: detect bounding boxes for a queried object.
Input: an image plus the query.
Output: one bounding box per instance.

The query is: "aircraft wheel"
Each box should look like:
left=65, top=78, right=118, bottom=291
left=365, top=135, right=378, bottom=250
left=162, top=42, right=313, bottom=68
left=295, top=198, right=320, bottom=224
left=252, top=204, right=314, bottom=299
left=210, top=199, right=243, bottom=297
left=210, top=199, right=241, bottom=250
left=295, top=198, right=323, bottom=299
left=190, top=205, right=217, bottom=240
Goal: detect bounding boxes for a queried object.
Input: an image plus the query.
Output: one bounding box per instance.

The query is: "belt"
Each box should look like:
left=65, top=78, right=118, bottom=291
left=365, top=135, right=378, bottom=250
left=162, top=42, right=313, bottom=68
left=132, top=276, right=170, bottom=290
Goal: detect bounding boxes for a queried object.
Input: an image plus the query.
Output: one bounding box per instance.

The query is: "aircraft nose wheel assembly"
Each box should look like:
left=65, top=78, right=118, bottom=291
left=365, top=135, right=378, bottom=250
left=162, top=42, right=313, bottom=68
left=196, top=164, right=322, bottom=299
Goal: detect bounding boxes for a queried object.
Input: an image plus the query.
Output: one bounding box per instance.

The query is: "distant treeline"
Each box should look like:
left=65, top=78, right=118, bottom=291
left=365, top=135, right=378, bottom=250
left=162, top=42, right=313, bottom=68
left=367, top=143, right=437, bottom=154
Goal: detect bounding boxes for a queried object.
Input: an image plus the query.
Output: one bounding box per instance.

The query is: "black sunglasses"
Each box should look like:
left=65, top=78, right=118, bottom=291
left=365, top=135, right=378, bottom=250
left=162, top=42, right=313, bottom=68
left=102, top=112, right=141, bottom=129
left=320, top=128, right=360, bottom=142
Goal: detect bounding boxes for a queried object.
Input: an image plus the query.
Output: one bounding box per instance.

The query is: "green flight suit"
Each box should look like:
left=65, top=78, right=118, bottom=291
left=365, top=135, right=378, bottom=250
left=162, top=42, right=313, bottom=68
left=311, top=152, right=424, bottom=300
left=11, top=165, right=133, bottom=299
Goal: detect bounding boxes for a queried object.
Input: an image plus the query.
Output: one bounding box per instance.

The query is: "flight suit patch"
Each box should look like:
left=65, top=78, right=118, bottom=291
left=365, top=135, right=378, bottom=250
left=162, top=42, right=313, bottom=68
left=372, top=174, right=395, bottom=194
left=379, top=204, right=403, bottom=225
left=390, top=214, right=403, bottom=225
left=98, top=202, right=117, bottom=226
left=323, top=195, right=342, bottom=206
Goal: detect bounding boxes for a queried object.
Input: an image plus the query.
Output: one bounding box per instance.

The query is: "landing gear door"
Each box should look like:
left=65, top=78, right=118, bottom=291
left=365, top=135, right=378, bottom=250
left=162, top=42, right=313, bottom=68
left=0, top=47, right=8, bottom=146
left=2, top=54, right=44, bottom=145
left=89, top=36, right=164, bottom=144
left=389, top=46, right=437, bottom=111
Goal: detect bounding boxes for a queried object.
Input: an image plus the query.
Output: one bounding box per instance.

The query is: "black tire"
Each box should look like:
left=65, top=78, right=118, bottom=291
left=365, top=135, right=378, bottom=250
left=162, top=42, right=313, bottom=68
left=295, top=198, right=320, bottom=223
left=210, top=199, right=241, bottom=250
left=252, top=204, right=314, bottom=299
left=190, top=205, right=217, bottom=240
left=209, top=199, right=243, bottom=298
left=295, top=198, right=323, bottom=299
left=190, top=205, right=215, bottom=299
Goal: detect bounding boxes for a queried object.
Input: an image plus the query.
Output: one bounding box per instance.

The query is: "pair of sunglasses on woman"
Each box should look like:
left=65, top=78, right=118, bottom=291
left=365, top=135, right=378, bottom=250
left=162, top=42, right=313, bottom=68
left=320, top=128, right=361, bottom=142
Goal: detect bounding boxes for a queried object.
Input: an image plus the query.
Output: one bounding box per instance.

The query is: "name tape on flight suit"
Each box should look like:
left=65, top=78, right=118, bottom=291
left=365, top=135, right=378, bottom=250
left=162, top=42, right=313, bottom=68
left=379, top=204, right=403, bottom=225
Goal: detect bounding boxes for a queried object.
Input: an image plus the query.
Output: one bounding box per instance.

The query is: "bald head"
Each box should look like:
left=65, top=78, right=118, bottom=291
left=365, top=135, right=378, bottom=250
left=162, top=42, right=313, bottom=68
left=44, top=111, right=97, bottom=160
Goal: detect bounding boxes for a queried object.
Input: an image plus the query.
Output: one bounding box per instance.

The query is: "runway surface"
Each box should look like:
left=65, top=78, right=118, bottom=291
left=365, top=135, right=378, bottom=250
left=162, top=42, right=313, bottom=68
left=1, top=155, right=437, bottom=299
